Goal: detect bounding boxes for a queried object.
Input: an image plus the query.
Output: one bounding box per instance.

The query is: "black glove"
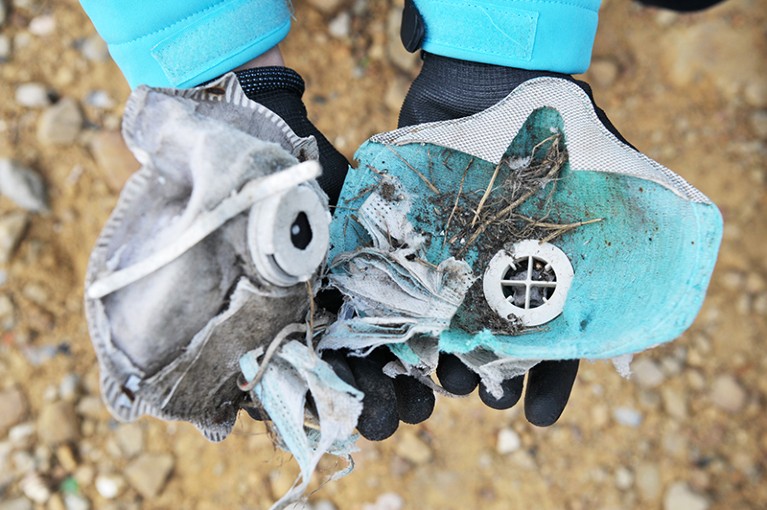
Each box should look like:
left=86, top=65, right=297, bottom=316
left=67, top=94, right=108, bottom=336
left=399, top=53, right=586, bottom=427
left=237, top=67, right=435, bottom=440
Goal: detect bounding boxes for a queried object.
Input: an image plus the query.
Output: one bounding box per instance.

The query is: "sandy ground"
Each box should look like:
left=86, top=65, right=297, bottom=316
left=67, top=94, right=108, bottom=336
left=0, top=0, right=766, bottom=509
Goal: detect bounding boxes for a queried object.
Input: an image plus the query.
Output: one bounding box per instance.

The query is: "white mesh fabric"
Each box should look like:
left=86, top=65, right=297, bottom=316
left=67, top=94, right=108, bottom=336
left=371, top=77, right=709, bottom=203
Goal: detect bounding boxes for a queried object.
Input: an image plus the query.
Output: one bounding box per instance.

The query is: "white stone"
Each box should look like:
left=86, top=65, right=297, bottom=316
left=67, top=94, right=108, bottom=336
left=0, top=387, right=28, bottom=433
left=496, top=428, right=521, bottom=454
left=663, top=482, right=709, bottom=510
left=328, top=12, right=350, bottom=39
left=20, top=472, right=51, bottom=503
left=15, top=82, right=50, bottom=108
left=0, top=35, right=11, bottom=62
left=661, top=387, right=688, bottom=420
left=63, top=493, right=90, bottom=510
left=631, top=358, right=665, bottom=388
left=710, top=374, right=746, bottom=412
left=125, top=453, right=174, bottom=498
left=394, top=430, right=432, bottom=464
left=0, top=159, right=48, bottom=212
left=80, top=35, right=110, bottom=62
left=615, top=467, right=634, bottom=490
left=612, top=407, right=642, bottom=427
left=362, top=493, right=404, bottom=510
left=636, top=463, right=661, bottom=502
left=95, top=473, right=124, bottom=499
left=28, top=14, right=56, bottom=36
left=37, top=98, right=83, bottom=146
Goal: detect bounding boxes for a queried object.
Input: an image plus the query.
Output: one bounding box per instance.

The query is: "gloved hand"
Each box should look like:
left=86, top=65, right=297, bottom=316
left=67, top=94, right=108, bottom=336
left=324, top=52, right=722, bottom=437
left=234, top=68, right=438, bottom=440
left=398, top=54, right=599, bottom=427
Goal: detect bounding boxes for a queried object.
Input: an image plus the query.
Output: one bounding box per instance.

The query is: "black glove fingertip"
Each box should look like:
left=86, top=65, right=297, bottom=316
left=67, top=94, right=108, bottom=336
left=479, top=375, right=524, bottom=410
left=436, top=353, right=479, bottom=395
left=524, top=359, right=579, bottom=427
left=348, top=357, right=400, bottom=441
left=392, top=375, right=435, bottom=424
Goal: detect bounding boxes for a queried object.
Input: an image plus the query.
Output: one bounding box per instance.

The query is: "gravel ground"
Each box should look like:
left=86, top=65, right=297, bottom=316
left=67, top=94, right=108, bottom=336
left=0, top=0, right=765, bottom=509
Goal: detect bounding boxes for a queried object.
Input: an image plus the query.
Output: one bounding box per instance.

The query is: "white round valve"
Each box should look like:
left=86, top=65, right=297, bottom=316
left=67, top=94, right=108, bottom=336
left=248, top=184, right=330, bottom=287
left=482, top=240, right=574, bottom=327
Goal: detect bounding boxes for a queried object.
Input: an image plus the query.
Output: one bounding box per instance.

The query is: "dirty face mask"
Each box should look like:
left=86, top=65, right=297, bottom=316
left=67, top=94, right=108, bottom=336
left=326, top=76, right=723, bottom=395
left=85, top=75, right=331, bottom=441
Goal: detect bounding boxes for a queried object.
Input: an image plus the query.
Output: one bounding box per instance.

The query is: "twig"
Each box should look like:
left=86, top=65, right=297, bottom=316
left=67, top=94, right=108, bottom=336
left=386, top=147, right=440, bottom=194
left=445, top=158, right=473, bottom=233
left=539, top=218, right=603, bottom=244
left=472, top=159, right=503, bottom=227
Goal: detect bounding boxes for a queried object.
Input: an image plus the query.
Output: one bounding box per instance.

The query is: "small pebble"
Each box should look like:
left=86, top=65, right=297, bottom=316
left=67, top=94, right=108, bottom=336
left=615, top=467, right=634, bottom=490
left=663, top=482, right=709, bottom=510
left=0, top=387, right=28, bottom=434
left=113, top=423, right=144, bottom=459
left=59, top=374, right=80, bottom=402
left=631, top=358, right=665, bottom=388
left=0, top=35, right=11, bottom=62
left=0, top=159, right=48, bottom=212
left=496, top=428, right=521, bottom=454
left=612, top=407, right=642, bottom=427
left=37, top=98, right=83, bottom=146
left=20, top=472, right=51, bottom=503
left=0, top=293, right=15, bottom=328
left=636, top=462, right=661, bottom=502
left=328, top=12, right=351, bottom=38
left=84, top=90, right=115, bottom=109
left=76, top=396, right=106, bottom=419
left=79, top=35, right=109, bottom=62
left=710, top=374, right=746, bottom=412
left=124, top=452, right=175, bottom=498
left=589, top=58, right=620, bottom=88
left=95, top=473, right=125, bottom=499
left=0, top=212, right=28, bottom=264
left=0, top=211, right=29, bottom=262
left=306, top=0, right=344, bottom=14
left=0, top=498, right=33, bottom=510
left=88, top=131, right=140, bottom=192
left=362, top=493, right=404, bottom=510
left=314, top=501, right=337, bottom=510
left=15, top=83, right=50, bottom=108
left=661, top=387, right=688, bottom=420
left=8, top=422, right=36, bottom=448
left=394, top=430, right=432, bottom=464
left=63, top=493, right=90, bottom=510
left=56, top=444, right=78, bottom=471
left=28, top=14, right=55, bottom=36
left=38, top=401, right=79, bottom=445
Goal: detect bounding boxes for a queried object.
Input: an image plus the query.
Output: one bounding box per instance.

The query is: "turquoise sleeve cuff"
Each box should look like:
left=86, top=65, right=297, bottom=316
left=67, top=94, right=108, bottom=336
left=80, top=0, right=292, bottom=89
left=412, top=0, right=601, bottom=74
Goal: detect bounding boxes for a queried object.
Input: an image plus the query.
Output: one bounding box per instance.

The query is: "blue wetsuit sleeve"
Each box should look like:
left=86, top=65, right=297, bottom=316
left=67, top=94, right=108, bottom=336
left=80, top=0, right=292, bottom=89
left=411, top=0, right=601, bottom=74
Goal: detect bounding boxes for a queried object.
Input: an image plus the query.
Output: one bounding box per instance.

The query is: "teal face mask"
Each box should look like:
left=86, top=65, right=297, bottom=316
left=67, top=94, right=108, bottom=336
left=325, top=77, right=722, bottom=364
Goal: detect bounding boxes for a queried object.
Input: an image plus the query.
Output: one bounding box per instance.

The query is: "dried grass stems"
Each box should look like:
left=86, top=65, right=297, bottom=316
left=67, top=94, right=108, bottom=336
left=428, top=133, right=601, bottom=257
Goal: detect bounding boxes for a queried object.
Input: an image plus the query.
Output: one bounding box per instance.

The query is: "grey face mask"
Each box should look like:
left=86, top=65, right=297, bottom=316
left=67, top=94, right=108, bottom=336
left=85, top=75, right=330, bottom=441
